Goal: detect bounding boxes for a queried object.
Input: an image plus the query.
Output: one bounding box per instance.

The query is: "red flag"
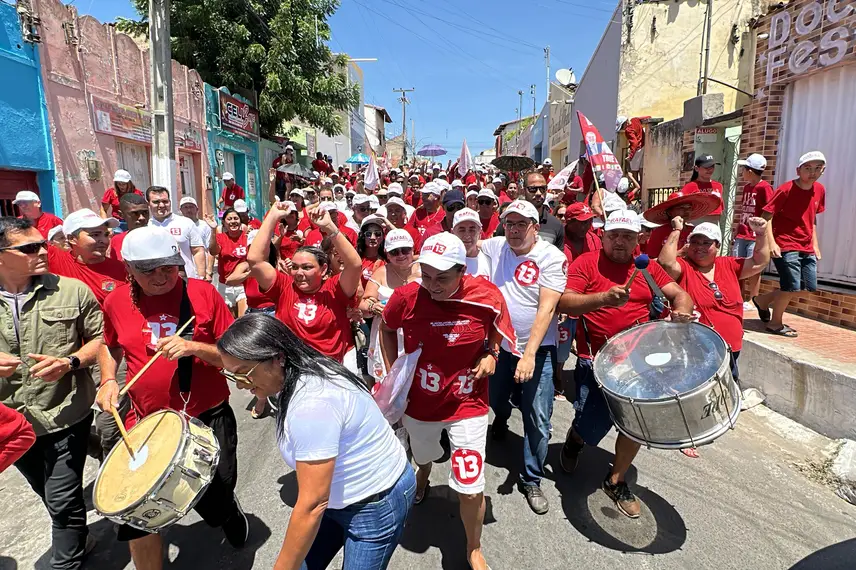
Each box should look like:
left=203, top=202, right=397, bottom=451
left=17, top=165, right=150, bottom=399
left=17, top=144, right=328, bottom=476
left=576, top=111, right=623, bottom=192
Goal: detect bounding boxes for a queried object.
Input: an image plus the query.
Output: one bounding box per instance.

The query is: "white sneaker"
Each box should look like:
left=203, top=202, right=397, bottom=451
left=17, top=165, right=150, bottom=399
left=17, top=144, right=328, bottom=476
left=743, top=301, right=754, bottom=312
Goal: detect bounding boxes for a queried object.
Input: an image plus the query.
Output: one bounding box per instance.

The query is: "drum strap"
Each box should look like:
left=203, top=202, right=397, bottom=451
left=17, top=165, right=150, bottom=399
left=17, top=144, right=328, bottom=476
left=641, top=269, right=668, bottom=321
left=177, top=279, right=195, bottom=396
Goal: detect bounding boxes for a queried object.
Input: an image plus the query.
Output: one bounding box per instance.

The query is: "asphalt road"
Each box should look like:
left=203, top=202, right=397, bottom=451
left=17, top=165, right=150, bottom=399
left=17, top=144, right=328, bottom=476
left=2, top=378, right=855, bottom=570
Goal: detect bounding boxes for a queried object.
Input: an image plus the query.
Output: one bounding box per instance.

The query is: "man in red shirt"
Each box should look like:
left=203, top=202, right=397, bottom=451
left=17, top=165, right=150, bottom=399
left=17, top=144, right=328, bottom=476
left=422, top=190, right=466, bottom=240
left=476, top=189, right=500, bottom=239
left=217, top=172, right=245, bottom=211
left=558, top=210, right=693, bottom=518
left=563, top=203, right=601, bottom=264
left=753, top=151, right=827, bottom=337
left=13, top=190, right=63, bottom=238
left=733, top=153, right=774, bottom=309
left=540, top=159, right=554, bottom=184
left=110, top=193, right=151, bottom=262
left=96, top=226, right=248, bottom=565
left=408, top=182, right=445, bottom=236
left=311, top=151, right=330, bottom=175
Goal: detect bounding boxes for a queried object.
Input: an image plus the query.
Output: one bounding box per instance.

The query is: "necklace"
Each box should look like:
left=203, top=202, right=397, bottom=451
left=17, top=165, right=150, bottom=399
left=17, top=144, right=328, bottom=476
left=388, top=263, right=411, bottom=286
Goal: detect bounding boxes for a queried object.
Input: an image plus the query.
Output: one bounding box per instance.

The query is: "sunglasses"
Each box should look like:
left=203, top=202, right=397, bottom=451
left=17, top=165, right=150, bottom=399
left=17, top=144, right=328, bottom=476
left=478, top=199, right=495, bottom=206
left=388, top=247, right=413, bottom=257
left=446, top=204, right=465, bottom=213
left=220, top=361, right=261, bottom=386
left=525, top=185, right=548, bottom=193
left=707, top=281, right=723, bottom=301
left=0, top=240, right=47, bottom=254
left=363, top=230, right=383, bottom=238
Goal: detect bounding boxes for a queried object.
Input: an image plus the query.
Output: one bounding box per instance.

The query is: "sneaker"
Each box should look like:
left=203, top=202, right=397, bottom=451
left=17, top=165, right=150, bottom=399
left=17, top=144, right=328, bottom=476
left=222, top=493, right=249, bottom=548
left=559, top=430, right=584, bottom=474
left=601, top=476, right=641, bottom=518
left=522, top=485, right=549, bottom=515
left=490, top=421, right=508, bottom=441
left=743, top=301, right=754, bottom=312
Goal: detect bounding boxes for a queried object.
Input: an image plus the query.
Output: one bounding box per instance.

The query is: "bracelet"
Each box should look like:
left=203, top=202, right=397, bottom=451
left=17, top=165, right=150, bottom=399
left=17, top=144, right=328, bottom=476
left=99, top=378, right=118, bottom=388
left=327, top=228, right=341, bottom=239
left=484, top=347, right=500, bottom=360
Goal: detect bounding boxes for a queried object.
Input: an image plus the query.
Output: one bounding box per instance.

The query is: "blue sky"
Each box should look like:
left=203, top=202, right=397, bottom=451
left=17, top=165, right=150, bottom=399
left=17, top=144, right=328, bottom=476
left=85, top=0, right=618, bottom=158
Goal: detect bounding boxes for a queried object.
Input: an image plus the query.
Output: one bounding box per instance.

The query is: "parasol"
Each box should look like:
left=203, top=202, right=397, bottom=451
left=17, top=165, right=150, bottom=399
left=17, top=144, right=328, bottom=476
left=345, top=153, right=370, bottom=165
left=276, top=162, right=315, bottom=179
left=417, top=144, right=447, bottom=157
left=491, top=155, right=535, bottom=172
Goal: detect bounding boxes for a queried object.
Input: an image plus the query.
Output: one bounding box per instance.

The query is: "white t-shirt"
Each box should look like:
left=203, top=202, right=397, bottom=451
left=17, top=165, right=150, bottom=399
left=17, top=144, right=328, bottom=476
left=192, top=218, right=212, bottom=252
left=149, top=213, right=205, bottom=278
left=278, top=372, right=407, bottom=509
left=465, top=254, right=489, bottom=278
left=479, top=237, right=567, bottom=353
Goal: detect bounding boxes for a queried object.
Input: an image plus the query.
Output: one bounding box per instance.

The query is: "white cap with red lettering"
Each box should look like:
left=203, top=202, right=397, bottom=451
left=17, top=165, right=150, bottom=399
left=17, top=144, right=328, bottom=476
left=121, top=226, right=184, bottom=271
left=453, top=208, right=482, bottom=228
left=500, top=199, right=539, bottom=222
left=63, top=208, right=119, bottom=235
left=419, top=232, right=467, bottom=270
left=385, top=228, right=414, bottom=251
left=387, top=182, right=404, bottom=195
left=604, top=209, right=641, bottom=233
left=688, top=222, right=722, bottom=242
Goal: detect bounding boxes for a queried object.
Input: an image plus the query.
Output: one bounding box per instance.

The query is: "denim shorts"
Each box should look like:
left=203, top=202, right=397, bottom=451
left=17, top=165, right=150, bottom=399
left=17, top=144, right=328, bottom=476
left=732, top=238, right=755, bottom=258
left=570, top=358, right=614, bottom=446
left=773, top=251, right=817, bottom=292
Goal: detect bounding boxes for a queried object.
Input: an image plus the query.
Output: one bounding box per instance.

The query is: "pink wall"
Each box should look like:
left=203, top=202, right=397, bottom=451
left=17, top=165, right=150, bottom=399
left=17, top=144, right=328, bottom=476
left=35, top=0, right=208, bottom=215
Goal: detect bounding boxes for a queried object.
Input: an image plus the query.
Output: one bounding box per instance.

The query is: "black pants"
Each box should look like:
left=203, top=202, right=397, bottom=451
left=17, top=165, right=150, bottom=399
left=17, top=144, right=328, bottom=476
left=117, top=401, right=239, bottom=541
left=15, top=412, right=93, bottom=570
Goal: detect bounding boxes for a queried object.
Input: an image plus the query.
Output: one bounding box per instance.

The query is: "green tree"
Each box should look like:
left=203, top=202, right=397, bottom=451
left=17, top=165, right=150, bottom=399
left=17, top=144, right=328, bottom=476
left=117, top=0, right=359, bottom=138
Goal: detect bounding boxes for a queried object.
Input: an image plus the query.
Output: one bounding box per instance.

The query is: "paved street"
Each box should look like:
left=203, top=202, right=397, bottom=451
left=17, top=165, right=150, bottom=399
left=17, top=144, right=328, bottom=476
left=2, top=378, right=855, bottom=570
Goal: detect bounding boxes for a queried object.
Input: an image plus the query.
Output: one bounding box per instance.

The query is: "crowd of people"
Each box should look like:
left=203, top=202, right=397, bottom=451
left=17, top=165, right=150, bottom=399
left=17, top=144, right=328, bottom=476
left=0, top=146, right=828, bottom=570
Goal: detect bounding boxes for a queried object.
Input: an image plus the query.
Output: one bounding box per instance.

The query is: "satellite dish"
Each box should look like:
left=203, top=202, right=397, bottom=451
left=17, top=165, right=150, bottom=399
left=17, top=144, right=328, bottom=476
left=555, top=68, right=576, bottom=86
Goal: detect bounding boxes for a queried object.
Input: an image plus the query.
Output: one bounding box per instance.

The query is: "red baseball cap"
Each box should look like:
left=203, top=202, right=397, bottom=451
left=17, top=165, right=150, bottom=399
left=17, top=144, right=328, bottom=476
left=564, top=202, right=597, bottom=221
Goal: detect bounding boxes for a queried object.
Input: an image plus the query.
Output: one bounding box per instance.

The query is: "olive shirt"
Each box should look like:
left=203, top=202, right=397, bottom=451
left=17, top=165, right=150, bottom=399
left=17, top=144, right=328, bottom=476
left=0, top=274, right=103, bottom=436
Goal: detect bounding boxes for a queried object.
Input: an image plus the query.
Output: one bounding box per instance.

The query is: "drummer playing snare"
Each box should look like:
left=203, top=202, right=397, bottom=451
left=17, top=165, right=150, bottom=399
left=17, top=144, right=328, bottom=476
left=95, top=226, right=248, bottom=570
left=557, top=210, right=694, bottom=519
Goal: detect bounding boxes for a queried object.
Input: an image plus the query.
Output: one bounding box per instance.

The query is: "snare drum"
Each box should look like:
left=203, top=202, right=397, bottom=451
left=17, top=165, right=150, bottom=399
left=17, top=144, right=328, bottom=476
left=593, top=321, right=741, bottom=449
left=93, top=409, right=220, bottom=532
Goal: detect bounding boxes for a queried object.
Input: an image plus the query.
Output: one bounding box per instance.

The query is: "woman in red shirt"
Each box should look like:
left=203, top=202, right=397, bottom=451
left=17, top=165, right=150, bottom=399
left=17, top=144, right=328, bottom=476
left=100, top=169, right=142, bottom=226
left=248, top=202, right=362, bottom=370
left=680, top=155, right=724, bottom=222
left=273, top=202, right=303, bottom=270
left=357, top=215, right=386, bottom=288
left=205, top=209, right=249, bottom=318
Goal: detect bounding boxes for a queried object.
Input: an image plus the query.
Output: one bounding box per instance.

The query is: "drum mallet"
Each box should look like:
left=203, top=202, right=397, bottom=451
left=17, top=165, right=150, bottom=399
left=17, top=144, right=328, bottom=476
left=110, top=407, right=135, bottom=460
left=625, top=254, right=650, bottom=292
left=119, top=316, right=196, bottom=397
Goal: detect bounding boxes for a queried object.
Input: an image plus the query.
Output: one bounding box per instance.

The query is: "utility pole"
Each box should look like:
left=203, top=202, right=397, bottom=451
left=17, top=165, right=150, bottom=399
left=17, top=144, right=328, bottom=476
left=411, top=119, right=415, bottom=160
left=702, top=0, right=713, bottom=94
left=544, top=46, right=550, bottom=102
left=393, top=88, right=414, bottom=162
left=149, top=0, right=176, bottom=204
left=530, top=84, right=536, bottom=117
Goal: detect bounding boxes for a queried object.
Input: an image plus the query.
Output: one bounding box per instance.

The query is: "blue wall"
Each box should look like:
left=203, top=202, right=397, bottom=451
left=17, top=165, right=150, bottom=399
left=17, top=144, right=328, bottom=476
left=0, top=3, right=58, bottom=213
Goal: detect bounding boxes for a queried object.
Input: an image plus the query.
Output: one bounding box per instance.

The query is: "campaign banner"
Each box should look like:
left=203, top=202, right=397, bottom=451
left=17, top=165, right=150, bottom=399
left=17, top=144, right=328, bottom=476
left=548, top=159, right=579, bottom=191
left=364, top=152, right=380, bottom=190
left=457, top=139, right=473, bottom=177
left=576, top=111, right=623, bottom=192
left=92, top=95, right=152, bottom=143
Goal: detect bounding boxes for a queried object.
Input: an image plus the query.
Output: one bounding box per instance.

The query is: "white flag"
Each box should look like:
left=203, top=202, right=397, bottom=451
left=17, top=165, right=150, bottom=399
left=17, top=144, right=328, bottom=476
left=364, top=152, right=380, bottom=190
left=548, top=159, right=579, bottom=191
left=457, top=139, right=472, bottom=177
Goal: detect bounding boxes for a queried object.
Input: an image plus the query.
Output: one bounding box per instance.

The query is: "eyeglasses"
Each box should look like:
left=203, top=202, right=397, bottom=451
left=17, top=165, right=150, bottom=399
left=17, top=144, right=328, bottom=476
left=446, top=204, right=465, bottom=213
left=220, top=361, right=261, bottom=386
left=0, top=240, right=47, bottom=254
left=503, top=220, right=532, bottom=231
left=707, top=281, right=723, bottom=301
left=363, top=230, right=383, bottom=238
left=355, top=206, right=370, bottom=213
left=388, top=247, right=412, bottom=257
left=320, top=196, right=333, bottom=202
left=477, top=199, right=494, bottom=206
left=525, top=185, right=547, bottom=193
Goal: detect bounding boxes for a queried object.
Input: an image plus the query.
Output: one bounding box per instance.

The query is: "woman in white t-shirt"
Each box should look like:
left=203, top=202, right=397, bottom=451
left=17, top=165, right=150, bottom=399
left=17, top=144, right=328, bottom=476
left=218, top=313, right=415, bottom=570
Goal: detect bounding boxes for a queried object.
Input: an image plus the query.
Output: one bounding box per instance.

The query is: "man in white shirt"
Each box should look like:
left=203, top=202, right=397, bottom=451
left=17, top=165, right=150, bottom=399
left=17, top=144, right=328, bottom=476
left=480, top=200, right=567, bottom=516
left=178, top=196, right=213, bottom=282
left=452, top=208, right=489, bottom=277
left=146, top=186, right=206, bottom=278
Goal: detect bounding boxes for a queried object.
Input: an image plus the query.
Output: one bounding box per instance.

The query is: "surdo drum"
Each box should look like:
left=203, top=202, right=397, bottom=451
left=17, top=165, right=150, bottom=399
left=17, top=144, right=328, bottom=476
left=593, top=321, right=741, bottom=449
left=93, top=409, right=220, bottom=531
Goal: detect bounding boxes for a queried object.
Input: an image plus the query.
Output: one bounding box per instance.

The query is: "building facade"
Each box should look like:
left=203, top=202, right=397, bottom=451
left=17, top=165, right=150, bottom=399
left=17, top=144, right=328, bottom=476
left=363, top=104, right=392, bottom=155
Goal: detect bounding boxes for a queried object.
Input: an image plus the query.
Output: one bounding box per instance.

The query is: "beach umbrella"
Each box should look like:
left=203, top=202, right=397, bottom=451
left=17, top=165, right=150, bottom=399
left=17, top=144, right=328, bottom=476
left=345, top=153, right=370, bottom=165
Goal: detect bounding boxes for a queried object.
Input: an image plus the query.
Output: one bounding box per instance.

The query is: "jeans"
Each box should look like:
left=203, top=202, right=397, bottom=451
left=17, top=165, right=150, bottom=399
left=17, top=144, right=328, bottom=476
left=303, top=466, right=416, bottom=570
left=571, top=358, right=614, bottom=447
left=489, top=346, right=556, bottom=487
left=15, top=412, right=93, bottom=570
left=732, top=238, right=755, bottom=258
left=773, top=251, right=818, bottom=292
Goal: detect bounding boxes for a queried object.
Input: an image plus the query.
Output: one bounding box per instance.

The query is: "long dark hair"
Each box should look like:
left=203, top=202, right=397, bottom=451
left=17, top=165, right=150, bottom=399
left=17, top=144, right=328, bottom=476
left=217, top=313, right=368, bottom=440
left=690, top=168, right=700, bottom=182
left=357, top=222, right=385, bottom=259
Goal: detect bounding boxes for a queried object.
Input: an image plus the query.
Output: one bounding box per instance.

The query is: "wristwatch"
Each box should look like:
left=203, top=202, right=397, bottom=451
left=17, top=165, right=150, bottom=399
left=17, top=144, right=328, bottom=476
left=67, top=355, right=81, bottom=371
left=484, top=347, right=500, bottom=360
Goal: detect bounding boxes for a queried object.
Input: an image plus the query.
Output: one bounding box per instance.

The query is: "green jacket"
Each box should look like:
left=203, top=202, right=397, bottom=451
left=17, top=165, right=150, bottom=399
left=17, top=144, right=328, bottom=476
left=0, top=274, right=103, bottom=436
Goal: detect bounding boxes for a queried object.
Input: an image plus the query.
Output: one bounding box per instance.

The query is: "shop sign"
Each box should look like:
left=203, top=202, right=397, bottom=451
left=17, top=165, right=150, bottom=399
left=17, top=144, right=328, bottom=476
left=177, top=127, right=204, bottom=151
left=91, top=95, right=152, bottom=143
left=219, top=92, right=260, bottom=140
left=695, top=127, right=719, bottom=144
left=764, top=1, right=855, bottom=86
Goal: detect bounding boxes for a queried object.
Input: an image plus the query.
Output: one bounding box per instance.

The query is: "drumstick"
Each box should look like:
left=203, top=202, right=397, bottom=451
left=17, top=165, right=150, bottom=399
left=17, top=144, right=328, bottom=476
left=625, top=254, right=650, bottom=292
left=110, top=406, right=135, bottom=460
left=119, top=316, right=196, bottom=397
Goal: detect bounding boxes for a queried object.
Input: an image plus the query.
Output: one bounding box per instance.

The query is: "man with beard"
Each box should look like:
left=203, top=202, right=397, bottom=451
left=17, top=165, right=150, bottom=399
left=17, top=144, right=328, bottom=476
left=495, top=173, right=563, bottom=248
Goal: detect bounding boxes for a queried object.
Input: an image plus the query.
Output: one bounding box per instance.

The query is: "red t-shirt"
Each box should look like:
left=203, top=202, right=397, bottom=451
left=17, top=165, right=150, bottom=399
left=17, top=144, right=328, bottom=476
left=563, top=230, right=602, bottom=263
left=277, top=226, right=303, bottom=260
left=463, top=173, right=477, bottom=186
left=680, top=180, right=724, bottom=216
left=497, top=191, right=512, bottom=205
left=109, top=232, right=127, bottom=262
left=479, top=213, right=500, bottom=240
left=421, top=219, right=453, bottom=242
left=222, top=184, right=245, bottom=208
left=360, top=257, right=380, bottom=288
left=646, top=225, right=691, bottom=259
left=101, top=187, right=143, bottom=220
left=247, top=218, right=262, bottom=230
left=103, top=280, right=233, bottom=426
left=562, top=176, right=585, bottom=205
left=244, top=277, right=275, bottom=310
left=265, top=272, right=355, bottom=362
left=26, top=213, right=64, bottom=238
left=312, top=158, right=330, bottom=174
left=763, top=181, right=826, bottom=254
left=303, top=225, right=357, bottom=249
left=735, top=180, right=774, bottom=241
left=215, top=232, right=248, bottom=284
left=566, top=250, right=674, bottom=357
left=0, top=403, right=35, bottom=473
left=383, top=279, right=499, bottom=422
left=408, top=207, right=445, bottom=236
left=47, top=246, right=127, bottom=306
left=677, top=257, right=746, bottom=351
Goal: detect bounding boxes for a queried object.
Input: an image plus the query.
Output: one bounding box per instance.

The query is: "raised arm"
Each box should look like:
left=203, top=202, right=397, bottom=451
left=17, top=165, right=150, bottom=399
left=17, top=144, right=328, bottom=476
left=657, top=216, right=684, bottom=281
left=741, top=217, right=771, bottom=279
left=204, top=215, right=220, bottom=256
left=306, top=204, right=362, bottom=299
left=249, top=201, right=292, bottom=291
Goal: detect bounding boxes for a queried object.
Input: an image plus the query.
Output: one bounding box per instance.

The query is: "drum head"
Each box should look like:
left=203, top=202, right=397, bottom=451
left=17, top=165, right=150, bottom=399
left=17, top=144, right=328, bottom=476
left=594, top=322, right=728, bottom=400
left=94, top=410, right=184, bottom=516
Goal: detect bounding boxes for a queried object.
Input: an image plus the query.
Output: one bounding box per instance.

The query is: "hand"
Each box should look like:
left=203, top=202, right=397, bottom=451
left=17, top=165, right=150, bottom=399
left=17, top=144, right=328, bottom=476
left=747, top=216, right=767, bottom=233
left=203, top=214, right=218, bottom=229
left=770, top=242, right=782, bottom=259
left=0, top=352, right=22, bottom=378
left=601, top=286, right=630, bottom=307
left=346, top=307, right=364, bottom=324
left=269, top=168, right=277, bottom=183
left=27, top=354, right=71, bottom=382
left=96, top=379, right=120, bottom=412
left=472, top=353, right=496, bottom=380
left=670, top=312, right=696, bottom=323
left=270, top=200, right=294, bottom=221
left=203, top=273, right=213, bottom=283
left=307, top=204, right=336, bottom=234
left=514, top=354, right=535, bottom=383
left=278, top=258, right=293, bottom=274
left=671, top=215, right=684, bottom=232
left=814, top=248, right=822, bottom=261
left=371, top=301, right=385, bottom=316
left=156, top=336, right=193, bottom=361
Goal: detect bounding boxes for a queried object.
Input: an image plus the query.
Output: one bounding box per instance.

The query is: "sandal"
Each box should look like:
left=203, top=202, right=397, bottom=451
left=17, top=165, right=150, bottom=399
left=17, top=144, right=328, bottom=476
left=681, top=448, right=700, bottom=458
left=414, top=482, right=430, bottom=505
left=766, top=325, right=798, bottom=338
left=752, top=297, right=771, bottom=323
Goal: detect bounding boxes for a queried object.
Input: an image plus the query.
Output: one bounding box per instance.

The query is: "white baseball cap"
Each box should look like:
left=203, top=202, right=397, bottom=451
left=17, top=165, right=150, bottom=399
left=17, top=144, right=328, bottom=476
left=385, top=197, right=407, bottom=210
left=345, top=188, right=356, bottom=196
left=500, top=199, right=539, bottom=222
left=319, top=201, right=338, bottom=213
left=466, top=190, right=479, bottom=199
left=352, top=194, right=372, bottom=206
left=360, top=214, right=385, bottom=230
left=368, top=195, right=380, bottom=209
left=602, top=191, right=627, bottom=214
left=437, top=171, right=448, bottom=179
left=12, top=190, right=40, bottom=204
left=376, top=187, right=388, bottom=196
left=63, top=208, right=119, bottom=235
left=47, top=226, right=65, bottom=241
left=604, top=210, right=641, bottom=233
left=435, top=179, right=451, bottom=191
left=222, top=172, right=235, bottom=181
left=233, top=199, right=248, bottom=213
left=289, top=189, right=305, bottom=198
left=640, top=219, right=661, bottom=229
left=798, top=150, right=826, bottom=167
left=179, top=196, right=198, bottom=207
left=113, top=169, right=132, bottom=183
left=385, top=228, right=414, bottom=251
left=387, top=182, right=404, bottom=195
left=492, top=177, right=503, bottom=184
left=409, top=173, right=420, bottom=180
left=543, top=158, right=553, bottom=166
left=418, top=232, right=467, bottom=271
left=422, top=182, right=442, bottom=196
left=333, top=183, right=345, bottom=192
left=617, top=177, right=630, bottom=194
left=451, top=180, right=464, bottom=188
left=453, top=208, right=482, bottom=228
left=477, top=189, right=497, bottom=203
left=121, top=226, right=184, bottom=271
left=737, top=153, right=767, bottom=171
left=689, top=222, right=722, bottom=242
left=285, top=144, right=294, bottom=152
